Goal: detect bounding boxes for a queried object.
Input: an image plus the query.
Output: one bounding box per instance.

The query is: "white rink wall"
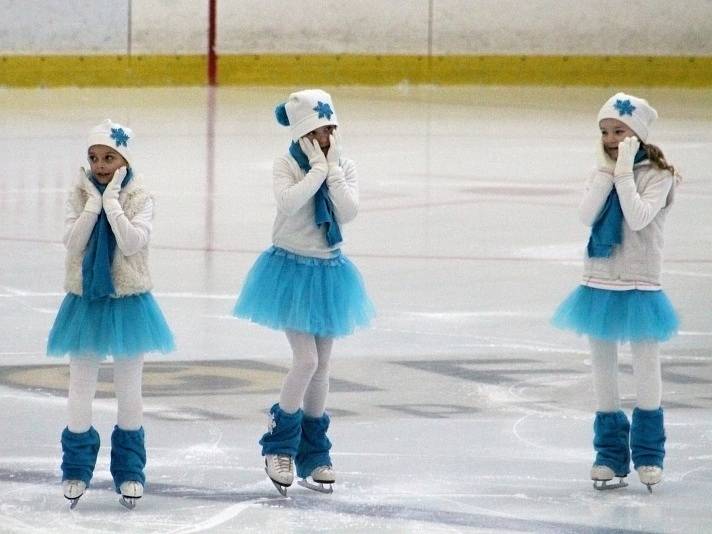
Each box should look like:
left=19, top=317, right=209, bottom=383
left=2, top=0, right=711, bottom=55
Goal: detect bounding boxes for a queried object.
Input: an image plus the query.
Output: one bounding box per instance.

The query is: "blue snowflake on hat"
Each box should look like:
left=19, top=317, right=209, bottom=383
left=313, top=101, right=334, bottom=120
left=614, top=99, right=636, bottom=116
left=110, top=127, right=130, bottom=147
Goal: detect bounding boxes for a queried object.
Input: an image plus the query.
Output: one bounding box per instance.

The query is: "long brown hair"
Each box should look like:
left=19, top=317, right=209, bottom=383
left=642, top=142, right=677, bottom=177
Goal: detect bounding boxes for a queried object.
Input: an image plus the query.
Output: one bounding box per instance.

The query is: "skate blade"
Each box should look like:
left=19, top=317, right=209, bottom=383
left=265, top=467, right=291, bottom=497
left=298, top=478, right=334, bottom=494
left=269, top=478, right=289, bottom=496
left=644, top=482, right=659, bottom=494
left=593, top=478, right=628, bottom=491
left=65, top=496, right=81, bottom=510
left=119, top=496, right=140, bottom=510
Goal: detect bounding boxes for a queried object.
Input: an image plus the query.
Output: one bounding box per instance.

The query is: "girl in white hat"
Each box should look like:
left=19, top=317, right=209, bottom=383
left=47, top=119, right=175, bottom=509
left=553, top=93, right=679, bottom=493
left=233, top=89, right=375, bottom=495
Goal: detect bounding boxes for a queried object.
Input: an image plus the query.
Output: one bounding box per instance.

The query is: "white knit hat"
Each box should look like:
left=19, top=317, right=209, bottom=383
left=275, top=89, right=339, bottom=141
left=597, top=92, right=658, bottom=142
left=87, top=119, right=133, bottom=165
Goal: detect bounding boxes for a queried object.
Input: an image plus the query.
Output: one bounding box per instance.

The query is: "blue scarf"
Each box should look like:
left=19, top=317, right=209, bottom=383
left=288, top=142, right=343, bottom=246
left=81, top=170, right=133, bottom=300
left=587, top=148, right=647, bottom=258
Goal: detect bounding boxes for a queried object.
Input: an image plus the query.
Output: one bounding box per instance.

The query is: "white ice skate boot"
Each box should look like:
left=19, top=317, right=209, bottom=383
left=265, top=454, right=294, bottom=496
left=298, top=465, right=335, bottom=494
left=636, top=466, right=662, bottom=493
left=63, top=479, right=86, bottom=509
left=119, top=480, right=143, bottom=510
left=591, top=465, right=628, bottom=490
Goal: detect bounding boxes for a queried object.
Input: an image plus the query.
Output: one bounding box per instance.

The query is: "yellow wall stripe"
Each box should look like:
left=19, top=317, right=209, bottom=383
left=2, top=54, right=711, bottom=87
left=0, top=55, right=206, bottom=87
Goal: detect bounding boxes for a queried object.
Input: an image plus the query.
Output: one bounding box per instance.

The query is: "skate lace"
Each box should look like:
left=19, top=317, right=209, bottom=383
left=273, top=454, right=292, bottom=473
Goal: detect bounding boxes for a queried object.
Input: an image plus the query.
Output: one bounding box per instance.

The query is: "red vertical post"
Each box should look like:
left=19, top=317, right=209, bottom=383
left=205, top=0, right=218, bottom=250
left=208, top=0, right=217, bottom=86
left=205, top=84, right=216, bottom=251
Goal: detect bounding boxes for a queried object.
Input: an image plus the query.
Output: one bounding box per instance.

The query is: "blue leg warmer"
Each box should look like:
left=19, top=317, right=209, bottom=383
left=593, top=410, right=630, bottom=476
left=61, top=426, right=100, bottom=485
left=110, top=426, right=146, bottom=493
left=259, top=403, right=303, bottom=457
left=631, top=407, right=665, bottom=469
left=295, top=412, right=332, bottom=479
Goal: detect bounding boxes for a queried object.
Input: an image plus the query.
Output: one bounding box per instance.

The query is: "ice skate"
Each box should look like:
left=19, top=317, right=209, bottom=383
left=298, top=465, right=335, bottom=494
left=63, top=479, right=86, bottom=509
left=637, top=465, right=662, bottom=493
left=118, top=480, right=143, bottom=510
left=591, top=465, right=628, bottom=490
left=265, top=454, right=294, bottom=496
left=630, top=408, right=666, bottom=494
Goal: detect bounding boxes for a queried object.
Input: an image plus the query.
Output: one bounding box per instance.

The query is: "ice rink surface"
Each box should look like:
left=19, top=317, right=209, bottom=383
left=1, top=85, right=711, bottom=533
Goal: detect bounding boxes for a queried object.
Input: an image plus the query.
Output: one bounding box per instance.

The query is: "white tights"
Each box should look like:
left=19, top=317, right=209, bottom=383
left=589, top=338, right=662, bottom=412
left=67, top=355, right=144, bottom=433
left=279, top=331, right=333, bottom=417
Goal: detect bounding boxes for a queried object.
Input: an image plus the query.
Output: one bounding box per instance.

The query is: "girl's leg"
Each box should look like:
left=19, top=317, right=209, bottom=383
left=629, top=341, right=665, bottom=485
left=589, top=337, right=620, bottom=412
left=113, top=355, right=145, bottom=430
left=279, top=331, right=319, bottom=414
left=296, top=336, right=335, bottom=483
left=110, top=355, right=146, bottom=498
left=302, top=336, right=333, bottom=417
left=630, top=341, right=662, bottom=410
left=588, top=338, right=630, bottom=480
left=67, top=357, right=101, bottom=433
left=262, top=331, right=318, bottom=492
left=62, top=357, right=102, bottom=494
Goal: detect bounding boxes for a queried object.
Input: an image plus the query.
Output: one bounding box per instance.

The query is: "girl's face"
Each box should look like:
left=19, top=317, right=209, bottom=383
left=88, top=145, right=128, bottom=184
left=305, top=125, right=336, bottom=153
left=599, top=118, right=637, bottom=160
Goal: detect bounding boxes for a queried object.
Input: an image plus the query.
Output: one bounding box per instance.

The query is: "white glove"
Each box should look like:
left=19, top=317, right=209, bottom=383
left=79, top=167, right=102, bottom=214
left=326, top=130, right=342, bottom=169
left=596, top=141, right=615, bottom=173
left=614, top=136, right=639, bottom=177
left=298, top=137, right=328, bottom=176
left=102, top=166, right=127, bottom=211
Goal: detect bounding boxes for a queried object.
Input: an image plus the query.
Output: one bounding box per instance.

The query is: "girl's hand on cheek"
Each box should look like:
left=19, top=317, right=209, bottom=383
left=104, top=166, right=127, bottom=204
left=299, top=137, right=328, bottom=174
left=614, top=137, right=639, bottom=177
left=80, top=167, right=102, bottom=214
left=326, top=131, right=342, bottom=169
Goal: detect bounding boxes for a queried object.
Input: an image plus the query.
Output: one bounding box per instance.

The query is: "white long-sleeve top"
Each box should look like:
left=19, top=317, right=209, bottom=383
left=64, top=177, right=154, bottom=296
left=64, top=195, right=153, bottom=257
left=578, top=160, right=674, bottom=290
left=272, top=153, right=359, bottom=258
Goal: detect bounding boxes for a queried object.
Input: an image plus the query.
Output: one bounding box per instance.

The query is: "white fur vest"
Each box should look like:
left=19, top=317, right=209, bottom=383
left=65, top=180, right=153, bottom=297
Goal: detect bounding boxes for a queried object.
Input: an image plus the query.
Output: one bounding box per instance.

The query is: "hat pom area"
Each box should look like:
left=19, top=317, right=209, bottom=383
left=275, top=103, right=290, bottom=126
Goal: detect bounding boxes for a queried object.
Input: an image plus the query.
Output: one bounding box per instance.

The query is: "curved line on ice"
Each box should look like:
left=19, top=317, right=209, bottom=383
left=165, top=498, right=270, bottom=534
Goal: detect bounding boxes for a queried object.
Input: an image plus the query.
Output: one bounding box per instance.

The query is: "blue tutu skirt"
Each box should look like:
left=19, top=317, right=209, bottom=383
left=551, top=285, right=679, bottom=343
left=233, top=246, right=375, bottom=337
left=47, top=292, right=175, bottom=359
